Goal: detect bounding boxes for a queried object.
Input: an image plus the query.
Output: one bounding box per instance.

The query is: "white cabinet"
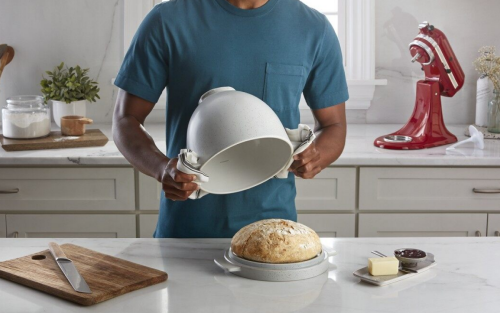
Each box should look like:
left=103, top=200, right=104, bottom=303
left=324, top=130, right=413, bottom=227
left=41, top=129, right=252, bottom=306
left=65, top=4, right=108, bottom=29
left=298, top=214, right=355, bottom=237
left=359, top=168, right=500, bottom=211
left=0, top=168, right=135, bottom=211
left=296, top=168, right=356, bottom=211
left=139, top=214, right=158, bottom=238
left=488, top=214, right=500, bottom=237
left=6, top=214, right=136, bottom=238
left=0, top=215, right=5, bottom=238
left=138, top=172, right=162, bottom=210
left=359, top=214, right=487, bottom=237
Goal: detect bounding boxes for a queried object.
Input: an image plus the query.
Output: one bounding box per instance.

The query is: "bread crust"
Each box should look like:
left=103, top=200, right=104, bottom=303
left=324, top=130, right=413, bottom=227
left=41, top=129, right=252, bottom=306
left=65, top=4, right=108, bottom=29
left=231, top=219, right=322, bottom=263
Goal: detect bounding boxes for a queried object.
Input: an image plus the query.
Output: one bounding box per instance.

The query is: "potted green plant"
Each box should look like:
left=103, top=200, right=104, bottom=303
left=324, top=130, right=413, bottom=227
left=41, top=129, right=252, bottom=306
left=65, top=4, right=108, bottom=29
left=40, top=62, right=100, bottom=127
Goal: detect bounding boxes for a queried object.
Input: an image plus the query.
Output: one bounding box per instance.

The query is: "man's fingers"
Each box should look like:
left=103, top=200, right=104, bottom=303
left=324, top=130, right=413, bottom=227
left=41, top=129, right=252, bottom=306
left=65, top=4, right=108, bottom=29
left=295, top=154, right=321, bottom=173
left=293, top=145, right=315, bottom=161
left=170, top=181, right=199, bottom=191
left=163, top=186, right=195, bottom=200
left=170, top=169, right=197, bottom=183
left=289, top=155, right=313, bottom=171
left=292, top=165, right=321, bottom=179
left=164, top=192, right=186, bottom=201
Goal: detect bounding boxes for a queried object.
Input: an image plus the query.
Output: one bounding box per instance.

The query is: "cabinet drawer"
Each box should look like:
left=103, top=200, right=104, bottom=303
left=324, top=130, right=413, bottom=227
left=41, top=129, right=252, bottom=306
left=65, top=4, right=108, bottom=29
left=138, top=172, right=161, bottom=210
left=139, top=214, right=355, bottom=238
left=359, top=167, right=500, bottom=211
left=298, top=214, right=355, bottom=237
left=139, top=214, right=158, bottom=238
left=359, top=213, right=487, bottom=237
left=488, top=214, right=500, bottom=237
left=6, top=214, right=136, bottom=238
left=0, top=168, right=135, bottom=211
left=139, top=167, right=357, bottom=211
left=0, top=215, right=5, bottom=238
left=296, top=168, right=356, bottom=211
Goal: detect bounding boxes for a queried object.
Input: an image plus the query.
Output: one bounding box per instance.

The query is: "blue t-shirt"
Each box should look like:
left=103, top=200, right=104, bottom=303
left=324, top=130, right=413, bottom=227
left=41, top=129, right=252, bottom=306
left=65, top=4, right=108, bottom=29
left=115, top=0, right=349, bottom=238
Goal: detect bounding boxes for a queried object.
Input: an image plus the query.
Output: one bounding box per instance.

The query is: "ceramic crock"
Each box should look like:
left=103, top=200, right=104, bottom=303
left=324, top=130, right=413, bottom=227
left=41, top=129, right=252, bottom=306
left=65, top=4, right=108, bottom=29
left=177, top=87, right=315, bottom=199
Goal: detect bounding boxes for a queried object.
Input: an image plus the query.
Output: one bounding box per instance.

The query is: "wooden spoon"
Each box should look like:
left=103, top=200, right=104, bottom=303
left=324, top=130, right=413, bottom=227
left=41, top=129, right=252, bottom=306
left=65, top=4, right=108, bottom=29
left=0, top=46, right=15, bottom=82
left=0, top=44, right=7, bottom=59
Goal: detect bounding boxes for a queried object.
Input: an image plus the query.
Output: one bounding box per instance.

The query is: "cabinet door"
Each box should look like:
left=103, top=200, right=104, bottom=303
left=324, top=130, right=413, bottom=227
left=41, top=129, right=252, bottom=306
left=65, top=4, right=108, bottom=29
left=359, top=167, right=500, bottom=211
left=138, top=172, right=162, bottom=210
left=298, top=214, right=355, bottom=237
left=6, top=214, right=136, bottom=238
left=488, top=214, right=500, bottom=237
left=0, top=215, right=5, bottom=238
left=359, top=214, right=487, bottom=237
left=139, top=214, right=158, bottom=238
left=0, top=168, right=135, bottom=211
left=295, top=168, right=356, bottom=211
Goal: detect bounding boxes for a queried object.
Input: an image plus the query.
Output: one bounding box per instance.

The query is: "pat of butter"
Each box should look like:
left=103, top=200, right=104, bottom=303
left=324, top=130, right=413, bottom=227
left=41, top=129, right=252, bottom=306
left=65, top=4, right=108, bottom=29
left=368, top=257, right=399, bottom=276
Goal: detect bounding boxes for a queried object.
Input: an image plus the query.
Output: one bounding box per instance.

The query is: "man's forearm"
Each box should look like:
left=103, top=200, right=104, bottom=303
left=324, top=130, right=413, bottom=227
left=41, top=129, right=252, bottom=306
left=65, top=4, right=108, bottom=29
left=313, top=122, right=346, bottom=168
left=113, top=89, right=170, bottom=182
left=113, top=115, right=169, bottom=182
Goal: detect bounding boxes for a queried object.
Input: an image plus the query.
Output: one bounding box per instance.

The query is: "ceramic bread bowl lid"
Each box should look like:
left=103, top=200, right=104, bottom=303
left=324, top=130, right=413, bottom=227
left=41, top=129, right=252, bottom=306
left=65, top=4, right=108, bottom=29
left=176, top=87, right=316, bottom=199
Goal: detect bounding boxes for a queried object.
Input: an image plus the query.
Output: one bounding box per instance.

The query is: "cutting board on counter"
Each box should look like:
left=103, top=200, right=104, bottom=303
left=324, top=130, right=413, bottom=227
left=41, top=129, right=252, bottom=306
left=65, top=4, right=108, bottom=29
left=0, top=129, right=108, bottom=151
left=0, top=244, right=168, bottom=306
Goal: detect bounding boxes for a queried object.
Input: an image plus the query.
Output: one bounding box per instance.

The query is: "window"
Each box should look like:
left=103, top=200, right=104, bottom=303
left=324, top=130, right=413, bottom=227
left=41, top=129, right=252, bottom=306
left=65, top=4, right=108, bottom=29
left=123, top=0, right=385, bottom=112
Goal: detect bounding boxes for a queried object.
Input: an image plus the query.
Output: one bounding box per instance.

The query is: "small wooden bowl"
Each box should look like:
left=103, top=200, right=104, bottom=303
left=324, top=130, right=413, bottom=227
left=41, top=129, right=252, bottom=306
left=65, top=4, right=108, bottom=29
left=61, top=115, right=93, bottom=136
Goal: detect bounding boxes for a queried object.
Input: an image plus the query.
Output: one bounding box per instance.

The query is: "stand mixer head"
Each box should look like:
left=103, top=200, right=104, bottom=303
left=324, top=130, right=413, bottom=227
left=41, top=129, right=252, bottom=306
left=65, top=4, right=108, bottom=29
left=374, top=21, right=465, bottom=150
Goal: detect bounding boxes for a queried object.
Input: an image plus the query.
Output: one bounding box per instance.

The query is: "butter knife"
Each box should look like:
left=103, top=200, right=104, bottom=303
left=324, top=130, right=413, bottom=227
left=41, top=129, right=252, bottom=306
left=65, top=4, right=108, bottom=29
left=48, top=242, right=92, bottom=294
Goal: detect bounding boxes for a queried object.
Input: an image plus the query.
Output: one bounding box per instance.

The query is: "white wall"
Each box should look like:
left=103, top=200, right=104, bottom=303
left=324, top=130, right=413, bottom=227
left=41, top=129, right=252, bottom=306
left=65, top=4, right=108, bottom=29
left=0, top=0, right=123, bottom=124
left=1, top=0, right=499, bottom=126
left=369, top=0, right=500, bottom=125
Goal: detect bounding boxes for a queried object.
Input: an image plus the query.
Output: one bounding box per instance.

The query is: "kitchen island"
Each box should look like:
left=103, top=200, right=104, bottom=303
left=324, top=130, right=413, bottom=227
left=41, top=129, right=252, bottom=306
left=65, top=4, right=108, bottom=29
left=0, top=237, right=499, bottom=313
left=1, top=124, right=500, bottom=239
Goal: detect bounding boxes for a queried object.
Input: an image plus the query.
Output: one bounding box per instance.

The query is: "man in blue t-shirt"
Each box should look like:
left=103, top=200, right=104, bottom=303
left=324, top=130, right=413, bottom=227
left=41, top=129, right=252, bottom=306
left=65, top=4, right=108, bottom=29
left=113, top=0, right=349, bottom=238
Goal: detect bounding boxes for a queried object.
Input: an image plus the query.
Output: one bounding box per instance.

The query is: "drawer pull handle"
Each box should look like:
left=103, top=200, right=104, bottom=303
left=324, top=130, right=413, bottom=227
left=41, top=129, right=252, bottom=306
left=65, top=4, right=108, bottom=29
left=475, top=231, right=482, bottom=237
left=13, top=231, right=19, bottom=238
left=0, top=188, right=19, bottom=194
left=472, top=188, right=500, bottom=194
left=495, top=231, right=500, bottom=237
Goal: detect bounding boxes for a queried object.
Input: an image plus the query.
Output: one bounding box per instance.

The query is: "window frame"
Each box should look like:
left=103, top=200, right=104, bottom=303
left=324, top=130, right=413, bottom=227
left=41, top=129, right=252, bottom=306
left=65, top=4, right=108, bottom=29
left=122, top=0, right=386, bottom=112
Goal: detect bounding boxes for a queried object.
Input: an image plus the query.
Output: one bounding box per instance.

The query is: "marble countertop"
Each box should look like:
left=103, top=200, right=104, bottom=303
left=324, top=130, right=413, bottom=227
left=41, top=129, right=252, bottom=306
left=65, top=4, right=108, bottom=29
left=0, top=237, right=499, bottom=313
left=1, top=123, right=500, bottom=166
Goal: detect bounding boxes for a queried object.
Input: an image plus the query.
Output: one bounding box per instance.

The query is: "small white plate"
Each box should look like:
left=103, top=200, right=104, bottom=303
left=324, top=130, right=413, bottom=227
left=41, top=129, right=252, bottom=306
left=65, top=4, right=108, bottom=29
left=353, top=253, right=437, bottom=286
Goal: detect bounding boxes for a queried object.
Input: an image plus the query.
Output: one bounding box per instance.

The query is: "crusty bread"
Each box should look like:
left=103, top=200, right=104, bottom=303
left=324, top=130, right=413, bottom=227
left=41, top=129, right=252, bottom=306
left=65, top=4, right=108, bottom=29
left=231, top=219, right=322, bottom=264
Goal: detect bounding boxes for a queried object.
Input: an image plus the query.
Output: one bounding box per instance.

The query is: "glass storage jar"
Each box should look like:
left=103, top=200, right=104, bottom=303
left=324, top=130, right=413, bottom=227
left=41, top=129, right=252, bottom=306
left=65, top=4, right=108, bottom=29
left=2, top=95, right=51, bottom=139
left=487, top=90, right=500, bottom=133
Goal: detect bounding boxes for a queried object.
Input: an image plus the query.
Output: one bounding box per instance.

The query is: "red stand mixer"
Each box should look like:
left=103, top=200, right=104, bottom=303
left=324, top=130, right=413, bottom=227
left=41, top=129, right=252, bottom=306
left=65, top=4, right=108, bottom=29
left=374, top=22, right=465, bottom=150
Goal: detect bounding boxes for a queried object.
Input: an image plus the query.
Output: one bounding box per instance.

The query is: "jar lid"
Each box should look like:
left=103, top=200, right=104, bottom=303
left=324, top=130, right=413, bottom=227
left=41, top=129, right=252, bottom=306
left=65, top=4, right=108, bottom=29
left=5, top=95, right=45, bottom=111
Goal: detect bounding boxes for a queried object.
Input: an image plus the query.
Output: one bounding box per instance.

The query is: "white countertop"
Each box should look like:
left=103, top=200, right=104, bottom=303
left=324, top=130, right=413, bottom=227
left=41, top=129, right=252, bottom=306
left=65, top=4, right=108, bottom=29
left=1, top=124, right=500, bottom=166
left=0, top=237, right=499, bottom=313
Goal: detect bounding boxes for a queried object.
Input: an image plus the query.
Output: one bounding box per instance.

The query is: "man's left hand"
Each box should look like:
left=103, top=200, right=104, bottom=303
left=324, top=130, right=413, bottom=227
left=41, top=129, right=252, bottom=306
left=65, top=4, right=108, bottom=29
left=289, top=142, right=322, bottom=179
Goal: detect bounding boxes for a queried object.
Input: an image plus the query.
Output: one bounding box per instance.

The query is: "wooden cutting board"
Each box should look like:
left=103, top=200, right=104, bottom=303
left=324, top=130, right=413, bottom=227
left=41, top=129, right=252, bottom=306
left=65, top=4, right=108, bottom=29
left=0, top=129, right=108, bottom=151
left=0, top=244, right=168, bottom=306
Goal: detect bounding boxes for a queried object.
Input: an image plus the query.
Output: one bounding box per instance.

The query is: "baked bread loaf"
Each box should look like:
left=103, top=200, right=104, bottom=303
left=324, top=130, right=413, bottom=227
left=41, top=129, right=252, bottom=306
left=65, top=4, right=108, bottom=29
left=231, top=219, right=322, bottom=264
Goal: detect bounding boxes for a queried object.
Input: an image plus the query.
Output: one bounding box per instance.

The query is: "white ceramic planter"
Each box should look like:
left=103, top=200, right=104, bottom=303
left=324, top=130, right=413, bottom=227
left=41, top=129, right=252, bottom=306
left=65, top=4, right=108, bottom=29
left=52, top=100, right=87, bottom=127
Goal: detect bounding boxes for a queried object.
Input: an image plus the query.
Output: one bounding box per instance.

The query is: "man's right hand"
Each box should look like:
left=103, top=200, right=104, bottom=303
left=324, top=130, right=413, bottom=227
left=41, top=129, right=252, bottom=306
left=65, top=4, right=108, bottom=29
left=160, top=158, right=200, bottom=201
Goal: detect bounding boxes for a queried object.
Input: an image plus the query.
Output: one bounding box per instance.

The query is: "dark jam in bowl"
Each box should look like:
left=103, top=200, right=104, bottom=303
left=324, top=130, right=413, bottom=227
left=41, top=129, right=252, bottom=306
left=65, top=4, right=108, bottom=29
left=395, top=249, right=426, bottom=259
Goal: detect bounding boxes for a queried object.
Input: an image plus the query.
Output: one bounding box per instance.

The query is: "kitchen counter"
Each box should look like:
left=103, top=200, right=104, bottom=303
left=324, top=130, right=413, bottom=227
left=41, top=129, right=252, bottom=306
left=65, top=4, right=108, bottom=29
left=0, top=237, right=499, bottom=312
left=0, top=123, right=499, bottom=166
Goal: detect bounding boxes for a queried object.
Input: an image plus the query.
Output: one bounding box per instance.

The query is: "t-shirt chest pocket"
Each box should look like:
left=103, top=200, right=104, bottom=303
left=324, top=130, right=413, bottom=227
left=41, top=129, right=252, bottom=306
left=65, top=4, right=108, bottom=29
left=263, top=63, right=305, bottom=112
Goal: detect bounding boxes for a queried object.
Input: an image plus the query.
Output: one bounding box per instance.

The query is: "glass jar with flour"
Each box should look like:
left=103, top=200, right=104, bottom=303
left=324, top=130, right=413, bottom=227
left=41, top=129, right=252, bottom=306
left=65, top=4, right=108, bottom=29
left=2, top=96, right=51, bottom=139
